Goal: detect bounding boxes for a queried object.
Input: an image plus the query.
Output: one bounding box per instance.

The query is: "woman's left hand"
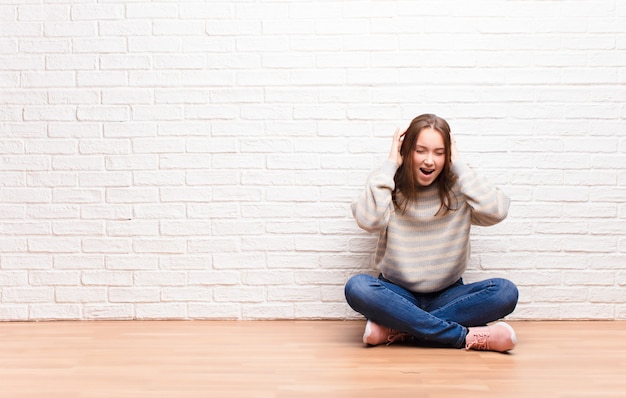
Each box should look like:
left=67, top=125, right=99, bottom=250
left=450, top=134, right=459, bottom=164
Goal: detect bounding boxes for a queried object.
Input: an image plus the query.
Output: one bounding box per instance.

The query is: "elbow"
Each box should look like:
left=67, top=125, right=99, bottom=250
left=351, top=201, right=389, bottom=233
left=471, top=203, right=509, bottom=226
left=354, top=217, right=384, bottom=233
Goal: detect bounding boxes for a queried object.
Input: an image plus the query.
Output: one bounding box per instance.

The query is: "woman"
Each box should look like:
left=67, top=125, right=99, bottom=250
left=345, top=114, right=519, bottom=352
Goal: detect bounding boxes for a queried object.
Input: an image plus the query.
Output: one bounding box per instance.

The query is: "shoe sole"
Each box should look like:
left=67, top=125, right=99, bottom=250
left=362, top=320, right=372, bottom=344
left=494, top=321, right=518, bottom=345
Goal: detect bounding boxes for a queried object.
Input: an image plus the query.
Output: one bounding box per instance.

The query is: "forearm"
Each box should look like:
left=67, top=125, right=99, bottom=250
left=452, top=162, right=510, bottom=226
left=351, top=160, right=398, bottom=232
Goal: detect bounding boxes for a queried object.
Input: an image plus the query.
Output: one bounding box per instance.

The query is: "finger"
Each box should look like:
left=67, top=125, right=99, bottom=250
left=392, top=128, right=402, bottom=147
left=393, top=126, right=407, bottom=149
left=398, top=126, right=407, bottom=139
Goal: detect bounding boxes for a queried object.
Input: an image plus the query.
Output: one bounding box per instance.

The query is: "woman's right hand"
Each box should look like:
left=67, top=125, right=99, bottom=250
left=388, top=127, right=407, bottom=167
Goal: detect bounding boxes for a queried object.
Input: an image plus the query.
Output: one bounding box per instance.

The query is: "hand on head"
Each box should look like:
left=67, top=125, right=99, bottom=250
left=450, top=134, right=459, bottom=164
left=388, top=127, right=407, bottom=167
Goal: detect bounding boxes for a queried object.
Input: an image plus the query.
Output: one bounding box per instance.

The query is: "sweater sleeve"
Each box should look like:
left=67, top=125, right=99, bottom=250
left=351, top=160, right=399, bottom=233
left=452, top=162, right=510, bottom=226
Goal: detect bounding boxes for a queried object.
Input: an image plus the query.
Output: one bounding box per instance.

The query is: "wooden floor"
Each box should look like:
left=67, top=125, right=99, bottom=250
left=0, top=320, right=625, bottom=397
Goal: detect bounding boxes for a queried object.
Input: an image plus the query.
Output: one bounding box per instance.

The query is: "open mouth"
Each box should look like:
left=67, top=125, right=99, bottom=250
left=420, top=168, right=434, bottom=176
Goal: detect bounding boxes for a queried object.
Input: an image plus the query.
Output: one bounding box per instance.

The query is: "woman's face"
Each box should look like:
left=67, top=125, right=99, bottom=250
left=412, top=127, right=445, bottom=187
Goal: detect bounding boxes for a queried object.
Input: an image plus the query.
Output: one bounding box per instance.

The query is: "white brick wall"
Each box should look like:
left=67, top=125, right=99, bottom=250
left=1, top=0, right=625, bottom=321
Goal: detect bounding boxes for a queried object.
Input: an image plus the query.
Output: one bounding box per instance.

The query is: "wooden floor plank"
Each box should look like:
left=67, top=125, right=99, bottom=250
left=0, top=320, right=624, bottom=397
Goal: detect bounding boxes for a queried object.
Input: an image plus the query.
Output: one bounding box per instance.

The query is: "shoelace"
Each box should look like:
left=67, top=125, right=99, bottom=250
left=386, top=331, right=410, bottom=345
left=465, top=331, right=490, bottom=350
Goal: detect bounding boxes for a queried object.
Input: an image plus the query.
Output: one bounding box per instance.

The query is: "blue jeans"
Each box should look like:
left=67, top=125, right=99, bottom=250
left=344, top=274, right=519, bottom=348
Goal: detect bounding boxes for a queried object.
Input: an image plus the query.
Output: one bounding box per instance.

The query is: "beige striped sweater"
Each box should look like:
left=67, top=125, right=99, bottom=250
left=351, top=160, right=510, bottom=293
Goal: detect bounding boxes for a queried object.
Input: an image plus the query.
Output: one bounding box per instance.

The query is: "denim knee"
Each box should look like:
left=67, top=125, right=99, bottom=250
left=493, top=278, right=519, bottom=314
left=344, top=273, right=376, bottom=308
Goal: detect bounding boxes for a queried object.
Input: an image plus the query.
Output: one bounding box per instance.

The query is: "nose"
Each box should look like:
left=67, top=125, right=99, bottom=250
left=424, top=153, right=434, bottom=165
